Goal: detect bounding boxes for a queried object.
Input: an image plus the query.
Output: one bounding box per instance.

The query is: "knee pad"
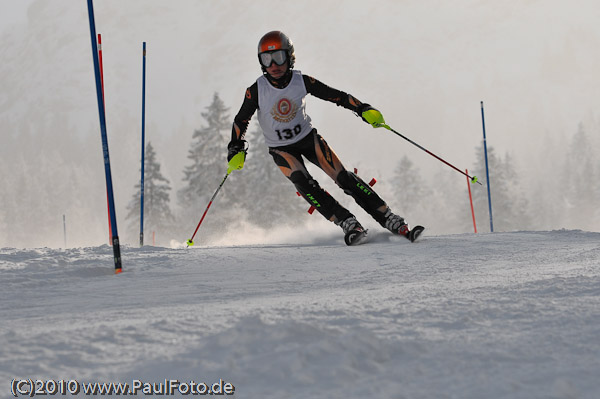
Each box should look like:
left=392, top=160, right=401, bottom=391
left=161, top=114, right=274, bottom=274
left=289, top=170, right=319, bottom=194
left=289, top=171, right=348, bottom=221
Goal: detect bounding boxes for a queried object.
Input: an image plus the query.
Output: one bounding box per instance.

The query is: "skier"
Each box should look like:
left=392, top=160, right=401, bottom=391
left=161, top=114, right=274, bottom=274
left=227, top=30, right=423, bottom=245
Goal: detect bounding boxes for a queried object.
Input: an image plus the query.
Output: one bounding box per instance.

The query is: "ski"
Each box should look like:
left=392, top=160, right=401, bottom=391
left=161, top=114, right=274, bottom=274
left=344, top=225, right=424, bottom=246
left=407, top=225, right=425, bottom=242
left=344, top=228, right=369, bottom=246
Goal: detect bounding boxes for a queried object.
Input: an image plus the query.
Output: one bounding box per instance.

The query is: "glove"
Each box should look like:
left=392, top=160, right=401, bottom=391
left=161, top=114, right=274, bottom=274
left=358, top=104, right=385, bottom=128
left=227, top=139, right=247, bottom=162
left=227, top=139, right=248, bottom=173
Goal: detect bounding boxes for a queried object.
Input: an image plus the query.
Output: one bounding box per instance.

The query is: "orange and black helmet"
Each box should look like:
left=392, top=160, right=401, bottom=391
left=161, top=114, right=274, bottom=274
left=257, top=31, right=295, bottom=71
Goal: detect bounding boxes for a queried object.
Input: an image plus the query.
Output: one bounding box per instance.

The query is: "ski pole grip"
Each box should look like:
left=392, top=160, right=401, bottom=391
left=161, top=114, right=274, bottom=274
left=362, top=109, right=386, bottom=128
left=227, top=151, right=246, bottom=173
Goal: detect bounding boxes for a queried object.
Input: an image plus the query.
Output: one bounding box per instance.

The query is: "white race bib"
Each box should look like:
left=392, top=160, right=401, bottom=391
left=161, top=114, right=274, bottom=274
left=256, top=70, right=313, bottom=147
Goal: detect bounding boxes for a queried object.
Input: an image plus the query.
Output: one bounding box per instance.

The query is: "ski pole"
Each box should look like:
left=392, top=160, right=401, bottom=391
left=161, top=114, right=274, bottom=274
left=186, top=171, right=231, bottom=247
left=186, top=150, right=247, bottom=247
left=361, top=108, right=480, bottom=184
left=383, top=124, right=481, bottom=184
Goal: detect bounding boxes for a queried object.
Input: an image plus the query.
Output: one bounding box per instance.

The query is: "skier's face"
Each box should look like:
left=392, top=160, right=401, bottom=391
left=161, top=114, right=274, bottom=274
left=266, top=60, right=288, bottom=79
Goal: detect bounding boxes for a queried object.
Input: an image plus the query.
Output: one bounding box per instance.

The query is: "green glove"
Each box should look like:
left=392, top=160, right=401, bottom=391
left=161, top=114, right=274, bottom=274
left=227, top=150, right=246, bottom=173
left=361, top=106, right=386, bottom=128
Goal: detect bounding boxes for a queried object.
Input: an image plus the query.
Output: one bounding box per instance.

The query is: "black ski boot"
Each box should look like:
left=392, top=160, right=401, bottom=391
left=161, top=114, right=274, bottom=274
left=338, top=216, right=368, bottom=246
left=384, top=209, right=425, bottom=243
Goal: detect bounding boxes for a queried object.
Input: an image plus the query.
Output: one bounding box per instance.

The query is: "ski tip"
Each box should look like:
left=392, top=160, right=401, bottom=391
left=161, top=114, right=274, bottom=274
left=408, top=225, right=425, bottom=242
left=115, top=268, right=123, bottom=275
left=344, top=228, right=369, bottom=246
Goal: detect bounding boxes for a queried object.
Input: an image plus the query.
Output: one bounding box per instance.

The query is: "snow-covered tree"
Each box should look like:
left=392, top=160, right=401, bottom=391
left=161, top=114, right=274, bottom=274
left=560, top=123, right=598, bottom=230
left=176, top=93, right=235, bottom=242
left=390, top=155, right=432, bottom=217
left=471, top=144, right=531, bottom=232
left=178, top=93, right=230, bottom=210
left=126, top=142, right=174, bottom=245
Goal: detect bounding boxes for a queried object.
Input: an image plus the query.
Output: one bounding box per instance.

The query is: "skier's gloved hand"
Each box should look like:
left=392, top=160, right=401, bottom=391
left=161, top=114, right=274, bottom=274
left=227, top=139, right=247, bottom=162
left=358, top=104, right=386, bottom=128
left=227, top=139, right=248, bottom=173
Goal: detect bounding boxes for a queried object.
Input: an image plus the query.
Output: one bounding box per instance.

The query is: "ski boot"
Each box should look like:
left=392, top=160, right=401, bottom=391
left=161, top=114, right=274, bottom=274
left=384, top=209, right=425, bottom=243
left=338, top=216, right=368, bottom=246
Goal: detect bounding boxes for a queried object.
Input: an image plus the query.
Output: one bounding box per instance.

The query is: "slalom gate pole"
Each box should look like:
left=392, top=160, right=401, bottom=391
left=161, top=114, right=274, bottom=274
left=466, top=169, right=477, bottom=233
left=186, top=171, right=231, bottom=247
left=379, top=123, right=482, bottom=185
left=97, top=33, right=112, bottom=245
left=87, top=0, right=122, bottom=273
left=480, top=101, right=494, bottom=232
left=97, top=34, right=106, bottom=109
left=140, top=42, right=146, bottom=247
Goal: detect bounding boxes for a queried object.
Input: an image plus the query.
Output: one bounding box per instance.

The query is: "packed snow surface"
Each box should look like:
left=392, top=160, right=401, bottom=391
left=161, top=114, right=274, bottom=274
left=1, top=230, right=599, bottom=398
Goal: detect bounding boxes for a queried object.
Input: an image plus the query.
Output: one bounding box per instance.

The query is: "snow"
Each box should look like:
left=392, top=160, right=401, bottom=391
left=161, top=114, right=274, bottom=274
left=1, top=230, right=599, bottom=398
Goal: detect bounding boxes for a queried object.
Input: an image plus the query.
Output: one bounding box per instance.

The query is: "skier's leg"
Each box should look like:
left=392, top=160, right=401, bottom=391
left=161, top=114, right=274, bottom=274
left=269, top=147, right=353, bottom=225
left=306, top=130, right=397, bottom=228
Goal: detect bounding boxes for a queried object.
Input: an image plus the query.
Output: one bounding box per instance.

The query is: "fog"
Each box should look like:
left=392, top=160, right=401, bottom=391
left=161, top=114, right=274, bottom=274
left=1, top=0, right=599, bottom=248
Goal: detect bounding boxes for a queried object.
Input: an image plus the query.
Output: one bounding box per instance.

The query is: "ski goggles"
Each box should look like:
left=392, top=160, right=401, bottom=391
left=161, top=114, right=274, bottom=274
left=259, top=50, right=288, bottom=68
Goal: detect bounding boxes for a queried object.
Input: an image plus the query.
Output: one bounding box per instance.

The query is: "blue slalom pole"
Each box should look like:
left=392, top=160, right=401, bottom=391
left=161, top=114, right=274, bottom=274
left=480, top=101, right=494, bottom=233
left=87, top=0, right=122, bottom=273
left=140, top=42, right=146, bottom=247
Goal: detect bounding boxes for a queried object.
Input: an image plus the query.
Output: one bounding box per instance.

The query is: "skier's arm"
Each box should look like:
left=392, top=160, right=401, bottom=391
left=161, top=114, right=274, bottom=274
left=229, top=83, right=258, bottom=160
left=231, top=83, right=259, bottom=142
left=302, top=74, right=374, bottom=117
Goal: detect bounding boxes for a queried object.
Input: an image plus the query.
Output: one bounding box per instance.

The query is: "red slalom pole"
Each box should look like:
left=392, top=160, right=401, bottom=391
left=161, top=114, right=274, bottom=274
left=466, top=168, right=477, bottom=233
left=97, top=33, right=113, bottom=245
left=97, top=34, right=106, bottom=109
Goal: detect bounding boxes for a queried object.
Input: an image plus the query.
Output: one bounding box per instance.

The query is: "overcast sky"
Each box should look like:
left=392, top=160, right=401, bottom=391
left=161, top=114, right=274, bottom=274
left=0, top=0, right=31, bottom=31
left=1, top=0, right=599, bottom=246
left=4, top=1, right=599, bottom=158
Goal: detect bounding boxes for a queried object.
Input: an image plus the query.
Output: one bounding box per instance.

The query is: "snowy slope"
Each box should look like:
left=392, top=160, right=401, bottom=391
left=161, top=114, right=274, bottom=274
left=1, top=230, right=599, bottom=398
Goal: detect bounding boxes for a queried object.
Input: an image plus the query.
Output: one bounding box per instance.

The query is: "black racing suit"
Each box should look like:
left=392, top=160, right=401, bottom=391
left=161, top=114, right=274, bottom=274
left=230, top=71, right=390, bottom=226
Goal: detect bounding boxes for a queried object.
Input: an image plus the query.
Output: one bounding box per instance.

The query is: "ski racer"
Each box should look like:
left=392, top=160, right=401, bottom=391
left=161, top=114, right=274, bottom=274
left=227, top=30, right=423, bottom=245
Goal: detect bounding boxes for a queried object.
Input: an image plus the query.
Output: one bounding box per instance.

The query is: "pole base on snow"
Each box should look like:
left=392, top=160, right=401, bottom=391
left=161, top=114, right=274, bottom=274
left=112, top=236, right=122, bottom=274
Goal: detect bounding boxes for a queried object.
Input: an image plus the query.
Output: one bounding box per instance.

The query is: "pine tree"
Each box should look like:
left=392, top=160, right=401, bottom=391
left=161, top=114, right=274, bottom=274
left=471, top=144, right=531, bottom=232
left=126, top=141, right=174, bottom=245
left=560, top=123, right=597, bottom=230
left=428, top=166, right=472, bottom=235
left=389, top=155, right=470, bottom=234
left=527, top=128, right=566, bottom=231
left=177, top=93, right=233, bottom=242
left=178, top=92, right=230, bottom=211
left=391, top=155, right=432, bottom=217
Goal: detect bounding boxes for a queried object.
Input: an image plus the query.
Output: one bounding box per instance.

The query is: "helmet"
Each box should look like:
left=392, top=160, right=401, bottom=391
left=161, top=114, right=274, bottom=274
left=257, top=31, right=295, bottom=72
